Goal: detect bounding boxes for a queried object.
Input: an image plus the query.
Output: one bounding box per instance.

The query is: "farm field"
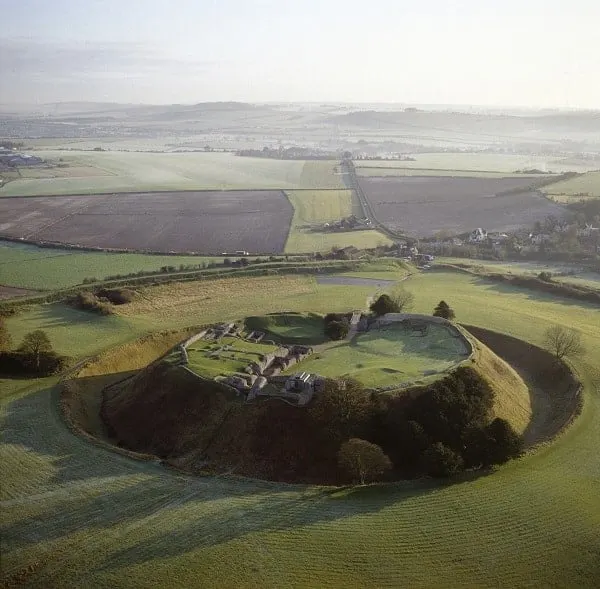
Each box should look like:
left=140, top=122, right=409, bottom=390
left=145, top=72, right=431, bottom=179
left=0, top=151, right=344, bottom=196
left=355, top=166, right=546, bottom=178
left=186, top=337, right=277, bottom=380
left=283, top=322, right=469, bottom=388
left=0, top=241, right=219, bottom=290
left=0, top=190, right=294, bottom=254
left=358, top=175, right=566, bottom=236
left=542, top=170, right=600, bottom=202
left=1, top=269, right=599, bottom=587
left=284, top=189, right=391, bottom=253
left=354, top=153, right=600, bottom=173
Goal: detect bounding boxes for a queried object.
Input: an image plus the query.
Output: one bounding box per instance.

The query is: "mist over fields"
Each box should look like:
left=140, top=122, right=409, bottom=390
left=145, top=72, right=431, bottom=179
left=1, top=102, right=599, bottom=155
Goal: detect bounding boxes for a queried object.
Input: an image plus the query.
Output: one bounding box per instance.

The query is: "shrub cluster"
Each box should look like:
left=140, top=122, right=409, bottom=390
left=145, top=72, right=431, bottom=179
left=96, top=288, right=136, bottom=305
left=371, top=367, right=523, bottom=477
left=0, top=350, right=69, bottom=376
left=250, top=367, right=523, bottom=483
left=70, top=291, right=114, bottom=315
left=323, top=313, right=350, bottom=340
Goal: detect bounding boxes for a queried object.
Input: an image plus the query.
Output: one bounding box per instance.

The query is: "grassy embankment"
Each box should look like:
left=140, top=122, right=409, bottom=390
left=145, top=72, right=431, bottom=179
left=1, top=270, right=599, bottom=588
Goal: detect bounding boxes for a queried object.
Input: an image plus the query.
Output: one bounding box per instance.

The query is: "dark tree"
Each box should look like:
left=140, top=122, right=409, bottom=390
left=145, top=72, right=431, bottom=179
left=337, top=438, right=392, bottom=484
left=421, top=442, right=464, bottom=477
left=370, top=294, right=398, bottom=316
left=18, top=330, right=53, bottom=370
left=543, top=325, right=586, bottom=360
left=325, top=319, right=349, bottom=340
left=484, top=418, right=523, bottom=465
left=310, top=378, right=373, bottom=441
left=433, top=300, right=456, bottom=320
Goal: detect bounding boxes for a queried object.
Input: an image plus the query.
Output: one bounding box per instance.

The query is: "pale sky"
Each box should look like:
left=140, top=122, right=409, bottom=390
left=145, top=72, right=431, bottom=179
left=1, top=0, right=599, bottom=108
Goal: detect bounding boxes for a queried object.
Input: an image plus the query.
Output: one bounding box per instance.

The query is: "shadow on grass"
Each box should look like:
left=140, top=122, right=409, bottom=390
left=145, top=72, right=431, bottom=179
left=1, top=374, right=495, bottom=571
left=91, top=475, right=474, bottom=574
left=472, top=276, right=599, bottom=309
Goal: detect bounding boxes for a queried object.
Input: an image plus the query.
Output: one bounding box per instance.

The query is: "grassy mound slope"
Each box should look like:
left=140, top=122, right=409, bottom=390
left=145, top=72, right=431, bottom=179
left=467, top=334, right=532, bottom=434
left=102, top=327, right=533, bottom=479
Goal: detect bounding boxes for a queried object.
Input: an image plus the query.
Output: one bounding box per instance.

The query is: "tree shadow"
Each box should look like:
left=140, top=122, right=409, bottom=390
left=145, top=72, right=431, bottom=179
left=92, top=476, right=468, bottom=574
left=2, top=376, right=497, bottom=574
left=1, top=378, right=141, bottom=486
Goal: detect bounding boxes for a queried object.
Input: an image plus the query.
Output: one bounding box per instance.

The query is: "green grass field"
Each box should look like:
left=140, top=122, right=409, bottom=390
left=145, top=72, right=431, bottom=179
left=436, top=257, right=600, bottom=290
left=245, top=312, right=327, bottom=344
left=1, top=270, right=599, bottom=587
left=0, top=152, right=344, bottom=196
left=284, top=189, right=391, bottom=253
left=355, top=166, right=547, bottom=178
left=186, top=336, right=277, bottom=379
left=0, top=241, right=219, bottom=290
left=354, top=153, right=600, bottom=174
left=282, top=323, right=468, bottom=388
left=542, top=171, right=600, bottom=202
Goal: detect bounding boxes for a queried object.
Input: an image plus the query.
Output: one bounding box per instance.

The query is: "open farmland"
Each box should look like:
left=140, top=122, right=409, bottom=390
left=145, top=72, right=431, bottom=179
left=1, top=269, right=599, bottom=588
left=0, top=151, right=343, bottom=196
left=542, top=171, right=600, bottom=203
left=358, top=175, right=566, bottom=236
left=354, top=153, right=600, bottom=174
left=284, top=189, right=391, bottom=253
left=0, top=190, right=294, bottom=254
left=0, top=241, right=219, bottom=290
left=355, top=166, right=547, bottom=178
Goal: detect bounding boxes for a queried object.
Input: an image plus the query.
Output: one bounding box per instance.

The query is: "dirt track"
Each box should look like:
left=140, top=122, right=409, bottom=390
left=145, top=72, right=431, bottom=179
left=0, top=190, right=293, bottom=254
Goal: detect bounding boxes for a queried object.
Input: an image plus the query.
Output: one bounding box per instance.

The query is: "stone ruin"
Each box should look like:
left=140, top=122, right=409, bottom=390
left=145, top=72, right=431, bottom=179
left=179, top=324, right=317, bottom=405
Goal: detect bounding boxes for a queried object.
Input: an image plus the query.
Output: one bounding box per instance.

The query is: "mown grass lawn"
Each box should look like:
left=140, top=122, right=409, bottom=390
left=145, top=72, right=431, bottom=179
left=283, top=322, right=467, bottom=387
left=1, top=269, right=599, bottom=588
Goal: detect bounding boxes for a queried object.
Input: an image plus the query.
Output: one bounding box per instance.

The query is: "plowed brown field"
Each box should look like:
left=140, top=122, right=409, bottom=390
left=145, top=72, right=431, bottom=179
left=0, top=190, right=293, bottom=254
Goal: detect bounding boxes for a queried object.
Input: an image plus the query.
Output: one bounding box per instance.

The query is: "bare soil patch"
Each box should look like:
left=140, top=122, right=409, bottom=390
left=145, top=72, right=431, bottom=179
left=0, top=285, right=39, bottom=300
left=0, top=190, right=293, bottom=254
left=358, top=176, right=566, bottom=236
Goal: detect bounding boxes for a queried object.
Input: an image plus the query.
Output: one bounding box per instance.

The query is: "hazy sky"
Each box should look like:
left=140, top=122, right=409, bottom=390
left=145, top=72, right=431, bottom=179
left=1, top=0, right=599, bottom=108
